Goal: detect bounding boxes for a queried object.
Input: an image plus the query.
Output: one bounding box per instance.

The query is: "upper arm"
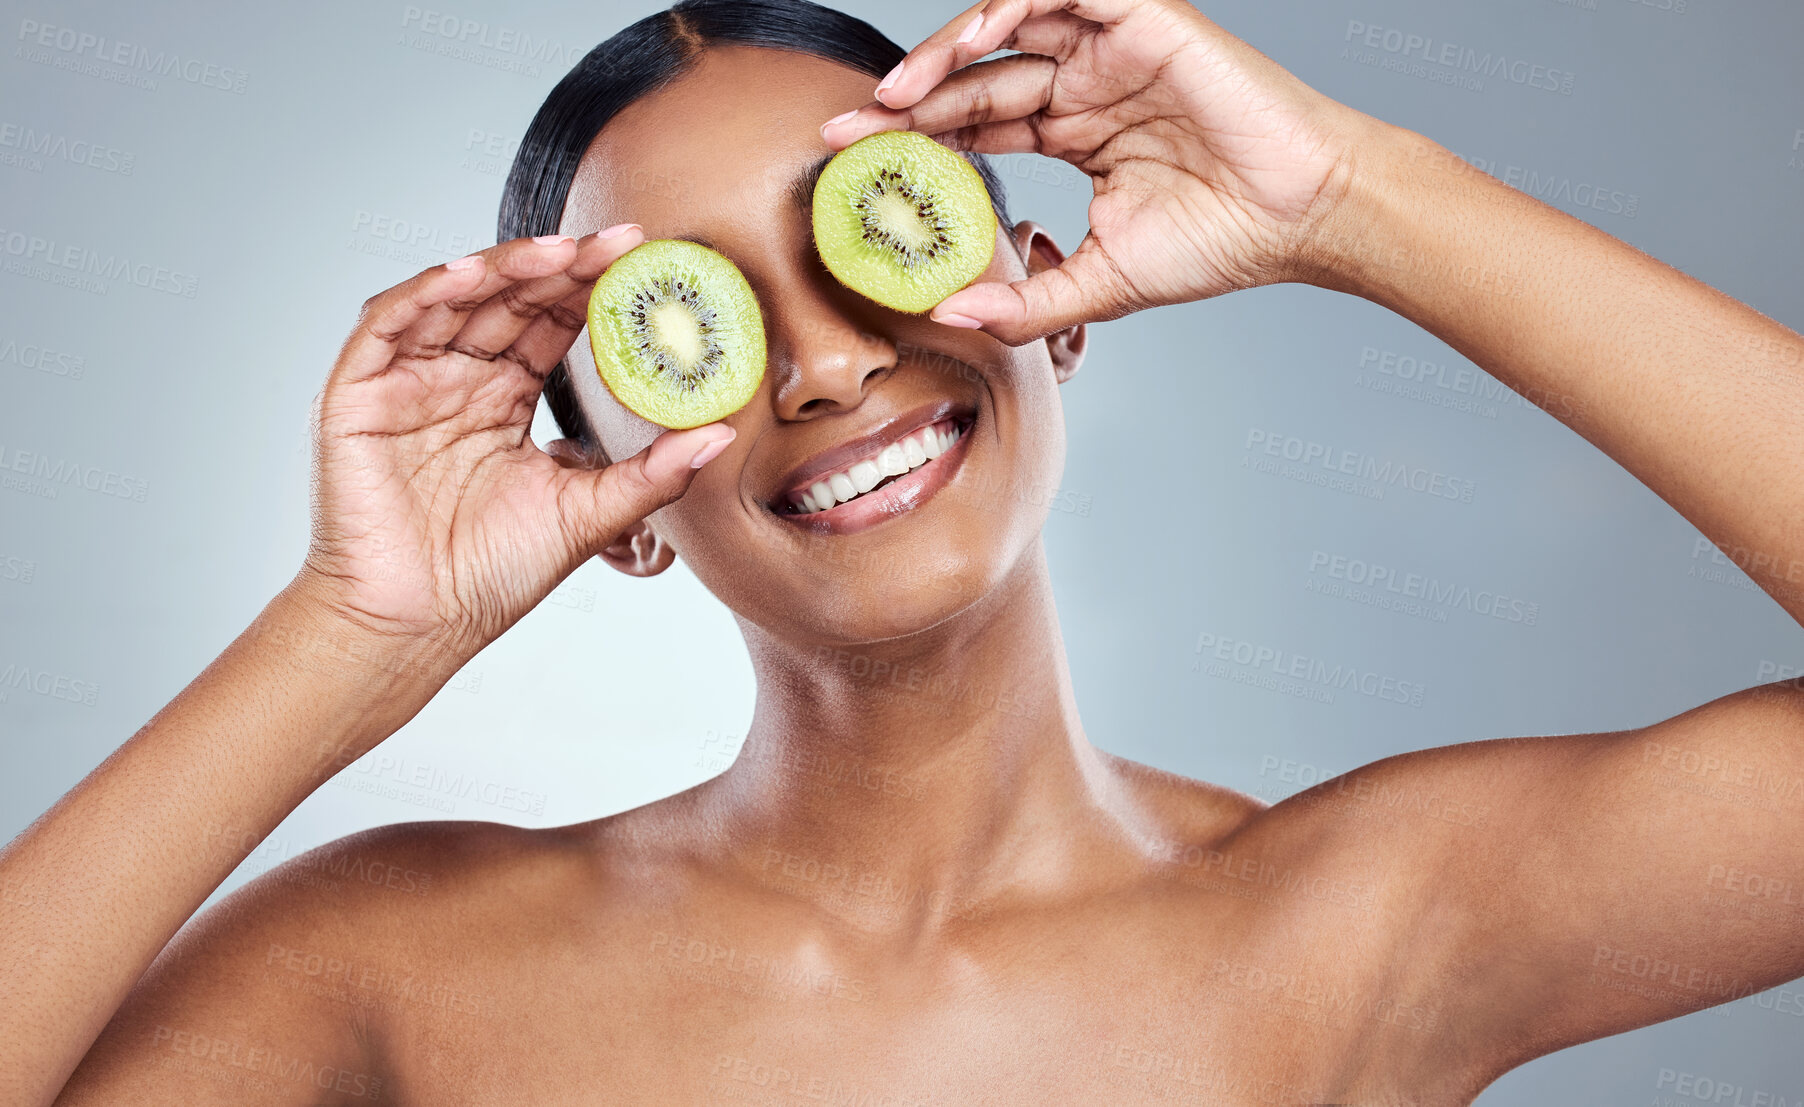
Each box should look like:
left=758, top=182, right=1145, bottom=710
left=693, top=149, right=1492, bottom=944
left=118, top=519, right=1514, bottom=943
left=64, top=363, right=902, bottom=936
left=1414, top=679, right=1804, bottom=1069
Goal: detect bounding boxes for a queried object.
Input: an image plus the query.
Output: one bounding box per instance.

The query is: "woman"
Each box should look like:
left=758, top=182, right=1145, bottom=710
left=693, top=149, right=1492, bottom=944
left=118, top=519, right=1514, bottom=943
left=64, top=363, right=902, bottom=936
left=7, top=0, right=1804, bottom=1103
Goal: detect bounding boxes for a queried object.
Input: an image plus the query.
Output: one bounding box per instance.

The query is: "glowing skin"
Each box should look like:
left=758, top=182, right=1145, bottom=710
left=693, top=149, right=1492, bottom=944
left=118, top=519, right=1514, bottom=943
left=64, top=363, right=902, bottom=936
left=9, top=3, right=1804, bottom=1105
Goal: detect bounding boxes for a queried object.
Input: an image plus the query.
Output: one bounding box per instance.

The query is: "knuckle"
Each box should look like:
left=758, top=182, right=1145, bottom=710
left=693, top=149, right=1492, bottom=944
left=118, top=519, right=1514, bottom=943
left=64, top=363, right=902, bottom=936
left=443, top=339, right=492, bottom=362
left=615, top=458, right=662, bottom=503
left=495, top=283, right=541, bottom=320
left=498, top=348, right=546, bottom=383
left=967, top=86, right=996, bottom=122
left=544, top=301, right=586, bottom=332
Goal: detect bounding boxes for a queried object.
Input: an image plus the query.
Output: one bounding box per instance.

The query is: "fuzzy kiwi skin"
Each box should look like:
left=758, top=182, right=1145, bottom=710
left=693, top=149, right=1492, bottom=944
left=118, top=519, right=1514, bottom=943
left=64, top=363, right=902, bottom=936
left=812, top=130, right=998, bottom=315
left=585, top=239, right=766, bottom=430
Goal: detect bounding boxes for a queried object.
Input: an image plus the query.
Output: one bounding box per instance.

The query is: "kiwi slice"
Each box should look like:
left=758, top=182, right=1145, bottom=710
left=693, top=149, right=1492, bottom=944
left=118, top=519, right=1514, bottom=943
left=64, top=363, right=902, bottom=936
left=812, top=130, right=997, bottom=314
left=585, top=239, right=766, bottom=429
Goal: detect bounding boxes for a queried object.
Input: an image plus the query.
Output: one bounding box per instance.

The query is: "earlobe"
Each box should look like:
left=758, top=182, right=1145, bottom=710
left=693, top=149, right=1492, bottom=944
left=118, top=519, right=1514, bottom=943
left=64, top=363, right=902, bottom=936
left=1011, top=221, right=1088, bottom=384
left=598, top=520, right=676, bottom=579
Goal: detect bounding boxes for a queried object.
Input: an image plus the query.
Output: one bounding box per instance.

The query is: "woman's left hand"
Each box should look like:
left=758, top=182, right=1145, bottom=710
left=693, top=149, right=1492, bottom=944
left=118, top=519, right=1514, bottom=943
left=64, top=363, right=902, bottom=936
left=820, top=0, right=1381, bottom=345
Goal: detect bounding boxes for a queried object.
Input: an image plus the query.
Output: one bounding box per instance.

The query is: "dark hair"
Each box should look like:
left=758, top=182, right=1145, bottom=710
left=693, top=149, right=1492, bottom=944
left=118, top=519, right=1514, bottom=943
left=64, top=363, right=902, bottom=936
left=498, top=0, right=1014, bottom=448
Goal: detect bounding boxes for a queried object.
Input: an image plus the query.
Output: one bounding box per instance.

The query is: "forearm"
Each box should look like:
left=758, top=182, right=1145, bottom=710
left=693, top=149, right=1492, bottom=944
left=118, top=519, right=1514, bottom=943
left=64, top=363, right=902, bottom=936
left=1308, top=120, right=1804, bottom=624
left=0, top=579, right=451, bottom=1107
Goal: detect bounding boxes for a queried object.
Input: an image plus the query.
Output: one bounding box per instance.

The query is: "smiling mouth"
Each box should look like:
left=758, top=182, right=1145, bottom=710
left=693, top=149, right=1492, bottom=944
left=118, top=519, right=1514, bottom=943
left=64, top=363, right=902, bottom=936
left=767, top=405, right=977, bottom=526
left=780, top=417, right=966, bottom=515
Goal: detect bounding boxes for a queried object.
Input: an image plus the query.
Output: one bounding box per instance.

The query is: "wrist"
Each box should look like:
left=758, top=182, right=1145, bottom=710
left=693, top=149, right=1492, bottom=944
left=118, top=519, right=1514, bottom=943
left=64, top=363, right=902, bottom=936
left=1287, top=116, right=1446, bottom=301
left=246, top=574, right=467, bottom=746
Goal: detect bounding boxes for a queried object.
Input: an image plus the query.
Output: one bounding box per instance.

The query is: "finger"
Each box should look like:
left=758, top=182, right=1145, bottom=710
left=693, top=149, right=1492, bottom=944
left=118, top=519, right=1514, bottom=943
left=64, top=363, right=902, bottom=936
left=450, top=224, right=643, bottom=362
left=823, top=54, right=1056, bottom=150
left=555, top=425, right=736, bottom=554
left=873, top=0, right=1137, bottom=112
left=931, top=119, right=1044, bottom=157
left=930, top=231, right=1135, bottom=345
left=510, top=274, right=603, bottom=377
left=332, top=236, right=579, bottom=384
left=333, top=257, right=489, bottom=385
left=991, top=10, right=1096, bottom=59
left=396, top=234, right=581, bottom=360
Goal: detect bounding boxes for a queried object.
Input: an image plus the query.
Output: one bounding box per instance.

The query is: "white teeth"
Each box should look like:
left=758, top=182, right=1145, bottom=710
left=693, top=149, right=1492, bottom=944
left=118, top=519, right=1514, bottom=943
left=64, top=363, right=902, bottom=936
left=790, top=420, right=963, bottom=514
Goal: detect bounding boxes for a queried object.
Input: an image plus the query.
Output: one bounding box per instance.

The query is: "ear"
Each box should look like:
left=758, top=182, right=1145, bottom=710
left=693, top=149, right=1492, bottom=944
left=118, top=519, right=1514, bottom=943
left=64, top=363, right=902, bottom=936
left=1010, top=221, right=1087, bottom=384
left=597, top=520, right=678, bottom=579
left=544, top=438, right=677, bottom=579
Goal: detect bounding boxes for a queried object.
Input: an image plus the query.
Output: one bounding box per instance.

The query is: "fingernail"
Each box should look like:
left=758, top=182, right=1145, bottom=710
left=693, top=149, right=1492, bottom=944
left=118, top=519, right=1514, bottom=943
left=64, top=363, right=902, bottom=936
left=534, top=234, right=573, bottom=245
left=957, top=11, right=985, bottom=44
left=597, top=222, right=640, bottom=239
left=689, top=428, right=735, bottom=469
left=820, top=109, right=858, bottom=136
left=447, top=254, right=480, bottom=271
left=876, top=60, right=904, bottom=97
left=933, top=312, right=984, bottom=329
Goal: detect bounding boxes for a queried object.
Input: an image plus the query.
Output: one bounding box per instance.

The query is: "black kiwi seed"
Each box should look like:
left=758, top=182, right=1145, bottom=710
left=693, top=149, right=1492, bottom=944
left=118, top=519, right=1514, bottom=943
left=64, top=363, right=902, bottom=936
left=625, top=277, right=725, bottom=392
left=854, top=167, right=955, bottom=270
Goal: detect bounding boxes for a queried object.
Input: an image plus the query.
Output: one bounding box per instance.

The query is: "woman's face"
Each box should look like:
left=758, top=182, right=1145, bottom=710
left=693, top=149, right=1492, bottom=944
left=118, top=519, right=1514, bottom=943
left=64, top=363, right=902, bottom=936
left=559, top=45, right=1083, bottom=646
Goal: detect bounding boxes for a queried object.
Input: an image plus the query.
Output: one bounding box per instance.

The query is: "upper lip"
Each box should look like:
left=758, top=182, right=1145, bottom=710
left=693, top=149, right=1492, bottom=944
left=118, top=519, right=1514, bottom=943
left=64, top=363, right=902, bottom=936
left=766, top=400, right=971, bottom=508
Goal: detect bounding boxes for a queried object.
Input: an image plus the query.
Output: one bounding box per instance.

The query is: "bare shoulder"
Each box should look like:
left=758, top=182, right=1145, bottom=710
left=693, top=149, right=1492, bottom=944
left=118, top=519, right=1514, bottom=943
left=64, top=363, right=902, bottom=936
left=1187, top=681, right=1804, bottom=1079
left=60, top=816, right=662, bottom=1104
left=230, top=813, right=685, bottom=964
left=138, top=817, right=609, bottom=1001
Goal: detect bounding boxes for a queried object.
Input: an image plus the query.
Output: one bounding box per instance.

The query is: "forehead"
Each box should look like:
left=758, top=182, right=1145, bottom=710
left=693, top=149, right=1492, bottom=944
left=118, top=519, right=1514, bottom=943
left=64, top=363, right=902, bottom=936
left=560, top=45, right=877, bottom=239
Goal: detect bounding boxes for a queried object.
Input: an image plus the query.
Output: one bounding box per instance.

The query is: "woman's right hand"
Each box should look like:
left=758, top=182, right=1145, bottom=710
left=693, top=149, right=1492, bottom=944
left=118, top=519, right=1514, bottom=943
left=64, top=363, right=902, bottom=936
left=298, top=227, right=735, bottom=665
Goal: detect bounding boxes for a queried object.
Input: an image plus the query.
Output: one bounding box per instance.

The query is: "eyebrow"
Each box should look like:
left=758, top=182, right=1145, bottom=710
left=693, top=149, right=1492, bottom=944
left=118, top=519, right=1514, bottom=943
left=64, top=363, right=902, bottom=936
left=669, top=231, right=725, bottom=251
left=788, top=152, right=833, bottom=213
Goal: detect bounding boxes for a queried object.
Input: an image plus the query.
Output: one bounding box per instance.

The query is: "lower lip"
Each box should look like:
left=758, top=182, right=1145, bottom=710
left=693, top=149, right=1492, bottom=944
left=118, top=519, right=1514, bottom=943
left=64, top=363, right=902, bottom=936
left=773, top=420, right=974, bottom=537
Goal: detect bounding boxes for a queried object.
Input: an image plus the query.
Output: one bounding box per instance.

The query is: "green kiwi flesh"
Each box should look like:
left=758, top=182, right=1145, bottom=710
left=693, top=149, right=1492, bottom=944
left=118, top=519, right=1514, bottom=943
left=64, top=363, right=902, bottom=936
left=812, top=130, right=997, bottom=314
left=585, top=239, right=766, bottom=430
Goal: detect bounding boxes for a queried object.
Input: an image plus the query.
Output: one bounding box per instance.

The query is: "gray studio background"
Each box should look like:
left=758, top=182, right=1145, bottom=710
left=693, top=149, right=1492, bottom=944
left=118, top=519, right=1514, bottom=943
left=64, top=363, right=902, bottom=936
left=3, top=0, right=1801, bottom=1100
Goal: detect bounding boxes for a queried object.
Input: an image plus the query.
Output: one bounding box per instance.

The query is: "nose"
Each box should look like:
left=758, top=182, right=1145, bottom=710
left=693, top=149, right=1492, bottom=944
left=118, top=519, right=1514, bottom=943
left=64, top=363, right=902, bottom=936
left=764, top=286, right=896, bottom=422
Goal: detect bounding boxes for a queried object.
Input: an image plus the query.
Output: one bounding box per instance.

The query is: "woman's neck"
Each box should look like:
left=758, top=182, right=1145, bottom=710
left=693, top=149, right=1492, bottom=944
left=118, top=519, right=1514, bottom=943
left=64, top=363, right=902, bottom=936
left=696, top=542, right=1149, bottom=938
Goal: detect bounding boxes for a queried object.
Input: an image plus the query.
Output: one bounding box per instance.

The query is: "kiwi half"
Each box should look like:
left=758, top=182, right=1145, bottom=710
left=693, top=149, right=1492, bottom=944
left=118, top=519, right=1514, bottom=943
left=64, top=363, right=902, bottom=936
left=585, top=239, right=766, bottom=429
left=812, top=130, right=997, bottom=314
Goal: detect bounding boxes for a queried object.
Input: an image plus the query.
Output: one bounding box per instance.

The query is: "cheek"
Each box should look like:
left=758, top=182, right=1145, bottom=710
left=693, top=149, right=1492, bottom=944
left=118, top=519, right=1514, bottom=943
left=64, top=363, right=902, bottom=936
left=647, top=465, right=749, bottom=560
left=987, top=347, right=1064, bottom=442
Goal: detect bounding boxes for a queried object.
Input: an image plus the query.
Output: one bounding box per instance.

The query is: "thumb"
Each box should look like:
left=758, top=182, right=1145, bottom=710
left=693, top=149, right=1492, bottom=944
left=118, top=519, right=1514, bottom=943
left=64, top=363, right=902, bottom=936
left=556, top=424, right=735, bottom=555
left=929, top=233, right=1134, bottom=345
